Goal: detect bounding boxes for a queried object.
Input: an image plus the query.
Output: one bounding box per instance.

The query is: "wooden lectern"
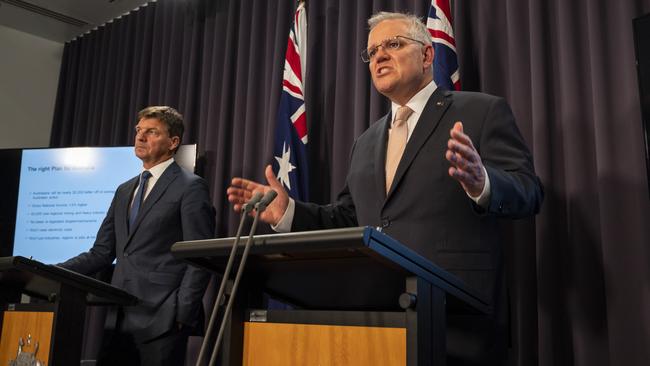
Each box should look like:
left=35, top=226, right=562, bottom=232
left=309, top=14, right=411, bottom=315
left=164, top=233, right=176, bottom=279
left=171, top=226, right=490, bottom=366
left=0, top=256, right=138, bottom=366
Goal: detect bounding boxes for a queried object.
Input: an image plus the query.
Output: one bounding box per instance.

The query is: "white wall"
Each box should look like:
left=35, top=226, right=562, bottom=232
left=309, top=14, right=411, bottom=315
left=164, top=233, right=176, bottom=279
left=0, top=25, right=63, bottom=148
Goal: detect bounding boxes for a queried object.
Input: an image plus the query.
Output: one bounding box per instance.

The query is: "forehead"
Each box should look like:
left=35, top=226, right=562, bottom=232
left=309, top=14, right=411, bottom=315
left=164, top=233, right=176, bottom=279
left=368, top=19, right=410, bottom=45
left=136, top=117, right=165, bottom=129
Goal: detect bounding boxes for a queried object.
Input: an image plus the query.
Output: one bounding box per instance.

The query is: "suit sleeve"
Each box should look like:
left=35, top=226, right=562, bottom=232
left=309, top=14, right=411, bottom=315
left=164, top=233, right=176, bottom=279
left=291, top=140, right=359, bottom=231
left=56, top=194, right=117, bottom=275
left=292, top=184, right=359, bottom=231
left=176, top=177, right=215, bottom=326
left=478, top=97, right=544, bottom=218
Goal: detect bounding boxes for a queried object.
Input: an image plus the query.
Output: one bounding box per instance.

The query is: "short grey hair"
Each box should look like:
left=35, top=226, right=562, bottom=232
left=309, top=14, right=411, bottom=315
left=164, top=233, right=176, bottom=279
left=367, top=12, right=431, bottom=45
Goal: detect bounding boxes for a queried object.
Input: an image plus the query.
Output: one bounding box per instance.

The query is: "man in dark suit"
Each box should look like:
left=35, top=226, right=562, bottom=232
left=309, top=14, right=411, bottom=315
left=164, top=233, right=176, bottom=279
left=228, top=12, right=542, bottom=365
left=58, top=106, right=215, bottom=366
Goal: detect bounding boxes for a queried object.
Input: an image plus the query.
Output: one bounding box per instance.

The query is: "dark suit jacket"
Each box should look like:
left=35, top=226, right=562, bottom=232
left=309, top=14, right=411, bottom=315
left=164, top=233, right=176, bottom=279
left=59, top=161, right=215, bottom=343
left=293, top=88, right=543, bottom=363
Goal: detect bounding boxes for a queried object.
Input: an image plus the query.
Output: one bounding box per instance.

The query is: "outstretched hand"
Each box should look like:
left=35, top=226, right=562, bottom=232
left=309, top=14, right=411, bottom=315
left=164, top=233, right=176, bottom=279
left=445, top=121, right=486, bottom=197
left=226, top=165, right=290, bottom=225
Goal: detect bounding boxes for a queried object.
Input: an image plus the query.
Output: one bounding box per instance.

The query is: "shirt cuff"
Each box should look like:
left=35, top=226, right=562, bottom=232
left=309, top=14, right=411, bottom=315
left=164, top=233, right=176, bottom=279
left=271, top=198, right=295, bottom=232
left=467, top=166, right=491, bottom=208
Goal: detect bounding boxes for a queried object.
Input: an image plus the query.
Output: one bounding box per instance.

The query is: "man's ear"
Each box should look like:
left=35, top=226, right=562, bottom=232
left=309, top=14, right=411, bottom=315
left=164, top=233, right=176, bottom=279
left=423, top=44, right=434, bottom=69
left=170, top=136, right=180, bottom=152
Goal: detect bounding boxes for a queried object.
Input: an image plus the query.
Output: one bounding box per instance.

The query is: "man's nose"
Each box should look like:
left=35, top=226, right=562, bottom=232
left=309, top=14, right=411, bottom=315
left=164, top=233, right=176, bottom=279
left=374, top=46, right=390, bottom=63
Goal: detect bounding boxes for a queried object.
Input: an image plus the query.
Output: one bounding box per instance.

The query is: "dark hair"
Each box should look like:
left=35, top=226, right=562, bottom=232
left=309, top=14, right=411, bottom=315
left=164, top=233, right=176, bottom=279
left=137, top=106, right=184, bottom=140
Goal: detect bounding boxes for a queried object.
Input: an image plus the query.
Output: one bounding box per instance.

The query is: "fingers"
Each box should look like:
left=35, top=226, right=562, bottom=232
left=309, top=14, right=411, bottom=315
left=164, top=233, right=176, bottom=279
left=448, top=166, right=473, bottom=182
left=227, top=166, right=290, bottom=220
left=230, top=177, right=261, bottom=191
left=226, top=187, right=245, bottom=213
left=226, top=187, right=251, bottom=203
left=446, top=122, right=479, bottom=169
left=450, top=121, right=471, bottom=147
left=447, top=141, right=478, bottom=167
left=227, top=176, right=266, bottom=214
left=446, top=121, right=485, bottom=197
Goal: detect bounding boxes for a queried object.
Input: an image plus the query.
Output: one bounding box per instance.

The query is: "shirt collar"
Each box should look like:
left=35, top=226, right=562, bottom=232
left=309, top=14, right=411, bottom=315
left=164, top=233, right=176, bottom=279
left=143, top=157, right=174, bottom=179
left=390, top=79, right=438, bottom=125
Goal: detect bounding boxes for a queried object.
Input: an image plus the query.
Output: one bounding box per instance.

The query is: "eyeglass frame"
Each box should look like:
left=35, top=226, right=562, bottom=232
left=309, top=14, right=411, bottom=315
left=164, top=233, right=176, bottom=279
left=360, top=35, right=427, bottom=63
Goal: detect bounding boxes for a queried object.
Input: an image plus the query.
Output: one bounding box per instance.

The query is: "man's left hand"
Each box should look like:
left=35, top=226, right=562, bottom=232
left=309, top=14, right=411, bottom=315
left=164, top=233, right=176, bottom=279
left=445, top=121, right=485, bottom=197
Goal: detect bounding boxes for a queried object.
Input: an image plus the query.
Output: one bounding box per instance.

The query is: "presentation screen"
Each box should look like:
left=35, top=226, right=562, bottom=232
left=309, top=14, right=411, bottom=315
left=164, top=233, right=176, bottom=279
left=6, top=145, right=196, bottom=264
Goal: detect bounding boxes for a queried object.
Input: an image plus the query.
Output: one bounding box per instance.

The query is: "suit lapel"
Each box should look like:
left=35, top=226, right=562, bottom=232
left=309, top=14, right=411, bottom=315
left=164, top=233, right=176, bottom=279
left=374, top=113, right=391, bottom=199
left=385, top=88, right=452, bottom=201
left=118, top=176, right=140, bottom=242
left=125, top=162, right=180, bottom=245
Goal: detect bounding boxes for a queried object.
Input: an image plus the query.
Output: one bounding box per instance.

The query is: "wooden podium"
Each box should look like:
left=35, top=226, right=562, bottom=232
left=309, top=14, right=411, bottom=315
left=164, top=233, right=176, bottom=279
left=0, top=256, right=138, bottom=366
left=171, top=226, right=490, bottom=366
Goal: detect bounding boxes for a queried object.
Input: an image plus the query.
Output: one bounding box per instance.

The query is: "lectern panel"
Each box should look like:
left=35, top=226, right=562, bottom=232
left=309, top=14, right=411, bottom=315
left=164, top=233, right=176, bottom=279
left=0, top=311, right=53, bottom=366
left=172, top=227, right=489, bottom=313
left=242, top=322, right=406, bottom=366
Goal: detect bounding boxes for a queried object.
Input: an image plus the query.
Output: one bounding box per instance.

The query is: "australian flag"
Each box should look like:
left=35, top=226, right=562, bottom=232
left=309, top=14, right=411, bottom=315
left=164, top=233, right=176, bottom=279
left=273, top=1, right=309, bottom=201
left=427, top=0, right=461, bottom=90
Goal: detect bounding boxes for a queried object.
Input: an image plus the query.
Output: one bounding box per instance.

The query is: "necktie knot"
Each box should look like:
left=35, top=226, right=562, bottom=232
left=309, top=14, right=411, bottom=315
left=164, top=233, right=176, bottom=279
left=141, top=170, right=152, bottom=182
left=394, top=105, right=413, bottom=126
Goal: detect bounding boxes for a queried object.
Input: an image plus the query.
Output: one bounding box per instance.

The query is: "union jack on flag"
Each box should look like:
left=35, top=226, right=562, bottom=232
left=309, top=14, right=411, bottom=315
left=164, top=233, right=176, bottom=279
left=427, top=0, right=461, bottom=90
left=273, top=1, right=309, bottom=200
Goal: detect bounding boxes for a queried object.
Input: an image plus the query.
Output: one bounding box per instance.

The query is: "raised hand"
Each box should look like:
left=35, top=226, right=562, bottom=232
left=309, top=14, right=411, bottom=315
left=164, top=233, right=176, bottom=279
left=445, top=121, right=486, bottom=197
left=227, top=165, right=290, bottom=225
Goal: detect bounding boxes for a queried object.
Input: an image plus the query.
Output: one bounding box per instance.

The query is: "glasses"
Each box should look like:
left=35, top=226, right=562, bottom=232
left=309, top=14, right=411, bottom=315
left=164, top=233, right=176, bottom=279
left=361, top=35, right=426, bottom=63
left=135, top=127, right=163, bottom=137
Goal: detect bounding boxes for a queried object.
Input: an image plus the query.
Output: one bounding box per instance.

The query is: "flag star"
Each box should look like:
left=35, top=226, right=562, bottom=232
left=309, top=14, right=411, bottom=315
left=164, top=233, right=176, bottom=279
left=275, top=142, right=296, bottom=190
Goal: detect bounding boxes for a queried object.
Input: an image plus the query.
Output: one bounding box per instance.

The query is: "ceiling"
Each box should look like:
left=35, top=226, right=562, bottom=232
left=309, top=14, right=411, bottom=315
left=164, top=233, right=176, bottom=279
left=0, top=0, right=152, bottom=43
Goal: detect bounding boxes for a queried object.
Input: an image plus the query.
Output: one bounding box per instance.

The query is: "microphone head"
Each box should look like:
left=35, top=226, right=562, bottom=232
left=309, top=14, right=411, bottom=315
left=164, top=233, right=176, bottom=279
left=255, top=190, right=278, bottom=212
left=242, top=191, right=264, bottom=213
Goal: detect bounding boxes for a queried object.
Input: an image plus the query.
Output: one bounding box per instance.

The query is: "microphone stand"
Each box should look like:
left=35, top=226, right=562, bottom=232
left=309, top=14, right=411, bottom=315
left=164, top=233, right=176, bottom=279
left=208, top=190, right=277, bottom=366
left=195, top=192, right=263, bottom=366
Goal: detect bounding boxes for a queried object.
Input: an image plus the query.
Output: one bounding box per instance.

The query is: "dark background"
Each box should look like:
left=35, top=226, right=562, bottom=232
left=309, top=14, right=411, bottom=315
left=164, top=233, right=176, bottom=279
left=43, top=0, right=650, bottom=364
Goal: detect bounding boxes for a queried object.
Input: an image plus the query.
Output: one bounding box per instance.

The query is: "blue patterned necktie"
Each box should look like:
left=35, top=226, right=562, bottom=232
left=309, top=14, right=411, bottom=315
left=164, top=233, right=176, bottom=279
left=129, top=170, right=152, bottom=231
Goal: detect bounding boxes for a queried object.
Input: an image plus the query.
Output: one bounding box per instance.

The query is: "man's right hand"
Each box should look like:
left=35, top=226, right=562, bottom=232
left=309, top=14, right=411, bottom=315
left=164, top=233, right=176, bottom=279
left=227, top=165, right=289, bottom=226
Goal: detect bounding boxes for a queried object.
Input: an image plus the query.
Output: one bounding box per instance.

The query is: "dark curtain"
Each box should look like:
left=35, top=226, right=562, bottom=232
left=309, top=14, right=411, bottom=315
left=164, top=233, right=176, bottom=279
left=453, top=1, right=650, bottom=365
left=51, top=0, right=650, bottom=365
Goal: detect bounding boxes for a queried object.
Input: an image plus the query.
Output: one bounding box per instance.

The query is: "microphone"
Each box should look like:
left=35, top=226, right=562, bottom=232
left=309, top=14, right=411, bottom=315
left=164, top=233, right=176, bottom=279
left=208, top=189, right=278, bottom=365
left=255, top=190, right=278, bottom=212
left=195, top=192, right=262, bottom=366
left=242, top=191, right=264, bottom=213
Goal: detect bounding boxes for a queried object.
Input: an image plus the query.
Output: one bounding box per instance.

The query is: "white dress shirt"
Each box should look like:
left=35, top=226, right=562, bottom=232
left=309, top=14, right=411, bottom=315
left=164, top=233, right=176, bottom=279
left=130, top=157, right=174, bottom=208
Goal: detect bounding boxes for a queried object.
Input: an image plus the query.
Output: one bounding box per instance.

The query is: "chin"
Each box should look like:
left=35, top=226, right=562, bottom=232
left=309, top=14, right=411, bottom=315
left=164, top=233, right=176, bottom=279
left=375, top=85, right=396, bottom=99
left=372, top=77, right=394, bottom=92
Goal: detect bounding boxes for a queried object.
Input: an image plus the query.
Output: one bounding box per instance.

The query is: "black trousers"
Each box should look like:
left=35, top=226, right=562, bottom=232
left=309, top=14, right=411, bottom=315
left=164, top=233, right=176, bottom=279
left=96, top=311, right=190, bottom=366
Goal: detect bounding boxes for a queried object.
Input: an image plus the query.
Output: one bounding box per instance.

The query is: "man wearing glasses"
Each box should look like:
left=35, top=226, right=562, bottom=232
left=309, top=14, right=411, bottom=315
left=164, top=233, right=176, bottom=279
left=228, top=11, right=543, bottom=364
left=59, top=106, right=215, bottom=365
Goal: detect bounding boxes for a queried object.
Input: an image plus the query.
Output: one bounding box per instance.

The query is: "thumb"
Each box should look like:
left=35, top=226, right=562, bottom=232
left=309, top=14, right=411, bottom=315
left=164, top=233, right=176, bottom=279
left=265, top=164, right=285, bottom=191
left=454, top=121, right=464, bottom=133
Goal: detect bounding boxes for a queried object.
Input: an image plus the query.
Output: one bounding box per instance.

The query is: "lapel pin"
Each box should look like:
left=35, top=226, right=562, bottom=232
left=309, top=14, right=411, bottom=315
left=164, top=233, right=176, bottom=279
left=436, top=101, right=444, bottom=107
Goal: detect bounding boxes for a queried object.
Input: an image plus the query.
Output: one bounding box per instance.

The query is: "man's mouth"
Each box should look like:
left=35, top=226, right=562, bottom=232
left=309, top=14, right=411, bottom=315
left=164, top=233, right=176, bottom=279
left=375, top=66, right=392, bottom=76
